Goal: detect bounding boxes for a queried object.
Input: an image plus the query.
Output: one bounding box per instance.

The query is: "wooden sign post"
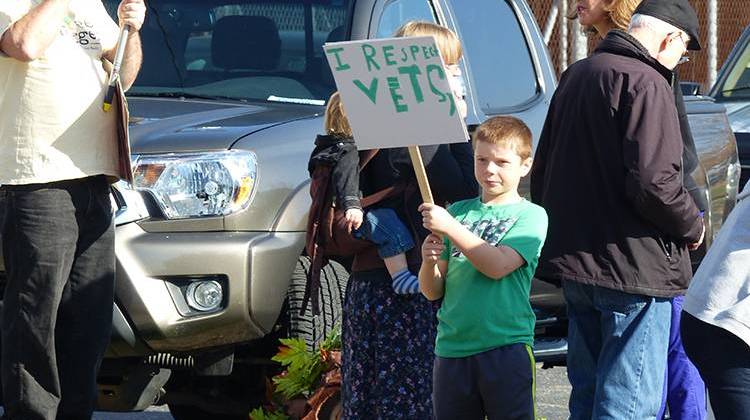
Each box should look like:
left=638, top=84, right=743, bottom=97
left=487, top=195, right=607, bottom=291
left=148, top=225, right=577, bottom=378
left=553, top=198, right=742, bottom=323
left=408, top=146, right=434, bottom=204
left=323, top=36, right=468, bottom=203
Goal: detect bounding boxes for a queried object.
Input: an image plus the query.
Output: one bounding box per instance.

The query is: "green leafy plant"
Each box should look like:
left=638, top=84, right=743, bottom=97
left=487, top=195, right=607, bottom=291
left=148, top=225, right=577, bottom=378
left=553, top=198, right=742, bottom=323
left=250, top=327, right=343, bottom=419
left=271, top=337, right=327, bottom=400
left=249, top=407, right=289, bottom=420
left=271, top=327, right=342, bottom=400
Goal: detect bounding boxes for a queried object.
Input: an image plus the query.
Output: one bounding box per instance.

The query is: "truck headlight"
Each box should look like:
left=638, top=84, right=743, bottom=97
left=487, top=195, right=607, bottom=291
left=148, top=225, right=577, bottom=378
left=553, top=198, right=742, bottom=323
left=133, top=151, right=258, bottom=219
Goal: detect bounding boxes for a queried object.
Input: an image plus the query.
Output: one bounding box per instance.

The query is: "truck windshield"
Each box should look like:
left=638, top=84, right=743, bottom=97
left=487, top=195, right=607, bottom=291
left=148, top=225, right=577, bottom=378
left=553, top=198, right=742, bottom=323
left=105, top=0, right=351, bottom=105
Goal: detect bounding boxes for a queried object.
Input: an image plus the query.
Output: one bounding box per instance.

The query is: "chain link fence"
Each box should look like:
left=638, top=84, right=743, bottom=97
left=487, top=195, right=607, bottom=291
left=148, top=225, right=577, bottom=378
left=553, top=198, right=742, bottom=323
left=528, top=0, right=750, bottom=90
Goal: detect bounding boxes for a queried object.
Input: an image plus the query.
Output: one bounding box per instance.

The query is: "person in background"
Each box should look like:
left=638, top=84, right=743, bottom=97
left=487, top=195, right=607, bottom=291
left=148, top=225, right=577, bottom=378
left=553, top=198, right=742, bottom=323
left=530, top=0, right=705, bottom=417
left=682, top=180, right=750, bottom=419
left=0, top=1, right=145, bottom=419
left=573, top=1, right=707, bottom=418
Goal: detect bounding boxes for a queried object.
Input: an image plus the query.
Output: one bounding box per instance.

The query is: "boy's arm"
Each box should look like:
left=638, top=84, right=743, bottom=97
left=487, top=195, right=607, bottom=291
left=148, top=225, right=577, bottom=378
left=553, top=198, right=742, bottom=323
left=419, top=260, right=448, bottom=301
left=420, top=203, right=525, bottom=280
left=418, top=234, right=448, bottom=300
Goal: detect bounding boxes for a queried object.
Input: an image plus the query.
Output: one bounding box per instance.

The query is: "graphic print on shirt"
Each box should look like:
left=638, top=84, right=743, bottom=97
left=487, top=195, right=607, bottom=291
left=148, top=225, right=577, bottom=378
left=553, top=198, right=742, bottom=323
left=62, top=15, right=103, bottom=53
left=450, top=216, right=518, bottom=258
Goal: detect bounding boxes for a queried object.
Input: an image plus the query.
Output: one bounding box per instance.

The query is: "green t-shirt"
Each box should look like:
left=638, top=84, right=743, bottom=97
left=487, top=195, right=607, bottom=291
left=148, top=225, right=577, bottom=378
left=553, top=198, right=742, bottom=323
left=435, top=197, right=548, bottom=358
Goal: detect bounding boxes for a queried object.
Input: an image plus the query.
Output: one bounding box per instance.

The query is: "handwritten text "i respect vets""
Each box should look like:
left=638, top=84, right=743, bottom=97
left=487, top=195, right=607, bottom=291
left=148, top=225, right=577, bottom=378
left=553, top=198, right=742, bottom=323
left=325, top=41, right=457, bottom=116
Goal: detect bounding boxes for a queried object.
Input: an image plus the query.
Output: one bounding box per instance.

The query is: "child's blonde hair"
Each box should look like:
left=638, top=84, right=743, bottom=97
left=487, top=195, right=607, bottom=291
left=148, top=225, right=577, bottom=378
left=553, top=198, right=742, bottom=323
left=394, top=21, right=462, bottom=65
left=324, top=91, right=353, bottom=137
left=473, top=116, right=532, bottom=160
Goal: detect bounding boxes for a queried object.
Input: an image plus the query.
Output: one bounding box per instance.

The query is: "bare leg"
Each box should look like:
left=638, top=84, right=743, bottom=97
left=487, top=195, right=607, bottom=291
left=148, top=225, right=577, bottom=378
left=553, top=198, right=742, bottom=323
left=383, top=253, right=408, bottom=277
left=384, top=253, right=419, bottom=294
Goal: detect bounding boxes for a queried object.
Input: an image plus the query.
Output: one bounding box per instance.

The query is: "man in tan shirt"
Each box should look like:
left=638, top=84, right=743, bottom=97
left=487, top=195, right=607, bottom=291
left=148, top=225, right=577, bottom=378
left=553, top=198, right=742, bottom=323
left=0, top=1, right=144, bottom=419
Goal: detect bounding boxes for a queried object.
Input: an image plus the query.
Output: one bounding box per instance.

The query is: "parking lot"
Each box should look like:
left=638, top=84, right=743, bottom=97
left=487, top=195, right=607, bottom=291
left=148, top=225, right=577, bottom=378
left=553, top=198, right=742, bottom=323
left=84, top=364, right=572, bottom=420
left=0, top=364, right=721, bottom=419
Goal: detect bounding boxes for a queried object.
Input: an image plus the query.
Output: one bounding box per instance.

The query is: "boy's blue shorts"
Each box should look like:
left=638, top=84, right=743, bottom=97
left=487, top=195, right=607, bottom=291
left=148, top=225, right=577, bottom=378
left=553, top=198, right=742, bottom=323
left=433, top=343, right=536, bottom=420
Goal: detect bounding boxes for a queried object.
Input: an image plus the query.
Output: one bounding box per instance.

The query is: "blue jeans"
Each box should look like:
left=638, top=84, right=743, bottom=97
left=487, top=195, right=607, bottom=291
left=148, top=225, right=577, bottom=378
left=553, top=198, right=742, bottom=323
left=658, top=295, right=707, bottom=420
left=354, top=208, right=414, bottom=259
left=563, top=280, right=671, bottom=420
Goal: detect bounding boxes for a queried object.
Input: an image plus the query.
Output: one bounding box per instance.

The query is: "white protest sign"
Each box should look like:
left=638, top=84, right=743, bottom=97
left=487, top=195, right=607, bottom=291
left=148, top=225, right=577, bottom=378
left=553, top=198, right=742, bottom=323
left=324, top=36, right=468, bottom=151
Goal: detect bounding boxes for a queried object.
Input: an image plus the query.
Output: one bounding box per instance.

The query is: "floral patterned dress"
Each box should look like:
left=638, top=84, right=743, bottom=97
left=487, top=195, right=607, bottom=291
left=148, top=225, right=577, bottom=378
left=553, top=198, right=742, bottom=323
left=341, top=269, right=438, bottom=419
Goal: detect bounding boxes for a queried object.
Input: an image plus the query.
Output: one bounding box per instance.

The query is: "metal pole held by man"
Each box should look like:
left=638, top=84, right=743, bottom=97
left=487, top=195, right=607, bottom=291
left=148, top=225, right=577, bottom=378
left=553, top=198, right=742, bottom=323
left=103, top=24, right=132, bottom=112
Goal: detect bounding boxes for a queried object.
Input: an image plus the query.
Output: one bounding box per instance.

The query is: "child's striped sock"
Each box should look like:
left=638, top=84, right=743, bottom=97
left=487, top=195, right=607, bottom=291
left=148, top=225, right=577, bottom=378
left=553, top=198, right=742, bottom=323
left=391, top=268, right=420, bottom=295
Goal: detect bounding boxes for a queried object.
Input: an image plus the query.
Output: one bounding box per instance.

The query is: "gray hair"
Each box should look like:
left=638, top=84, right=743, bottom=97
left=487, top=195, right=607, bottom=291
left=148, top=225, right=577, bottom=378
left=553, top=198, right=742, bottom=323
left=628, top=13, right=687, bottom=40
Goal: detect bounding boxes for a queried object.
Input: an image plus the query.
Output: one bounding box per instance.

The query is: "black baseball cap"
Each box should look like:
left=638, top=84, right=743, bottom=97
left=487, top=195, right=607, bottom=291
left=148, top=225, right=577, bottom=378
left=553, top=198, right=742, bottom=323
left=633, top=0, right=701, bottom=51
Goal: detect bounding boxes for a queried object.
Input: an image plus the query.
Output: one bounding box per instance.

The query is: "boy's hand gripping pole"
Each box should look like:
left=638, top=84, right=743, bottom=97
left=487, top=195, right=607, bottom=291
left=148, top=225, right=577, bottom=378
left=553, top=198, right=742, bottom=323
left=408, top=146, right=434, bottom=205
left=103, top=25, right=131, bottom=112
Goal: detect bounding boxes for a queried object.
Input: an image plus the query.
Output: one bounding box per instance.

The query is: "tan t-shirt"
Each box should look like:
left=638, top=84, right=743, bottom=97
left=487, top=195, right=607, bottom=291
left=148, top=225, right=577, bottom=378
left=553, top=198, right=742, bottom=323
left=0, top=0, right=121, bottom=185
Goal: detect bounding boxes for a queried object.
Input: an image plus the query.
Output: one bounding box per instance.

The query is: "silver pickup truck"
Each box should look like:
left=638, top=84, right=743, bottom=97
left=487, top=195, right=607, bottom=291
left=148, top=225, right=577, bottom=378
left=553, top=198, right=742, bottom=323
left=0, top=0, right=740, bottom=418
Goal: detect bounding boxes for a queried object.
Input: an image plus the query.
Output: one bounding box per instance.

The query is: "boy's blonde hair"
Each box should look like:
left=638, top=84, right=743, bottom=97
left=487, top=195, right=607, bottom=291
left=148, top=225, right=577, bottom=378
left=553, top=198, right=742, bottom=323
left=473, top=116, right=532, bottom=160
left=324, top=91, right=353, bottom=137
left=394, top=21, right=462, bottom=65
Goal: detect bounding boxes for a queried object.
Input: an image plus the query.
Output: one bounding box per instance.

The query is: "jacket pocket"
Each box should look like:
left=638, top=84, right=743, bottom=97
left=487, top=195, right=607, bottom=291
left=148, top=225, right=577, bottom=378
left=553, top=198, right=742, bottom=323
left=657, top=237, right=673, bottom=262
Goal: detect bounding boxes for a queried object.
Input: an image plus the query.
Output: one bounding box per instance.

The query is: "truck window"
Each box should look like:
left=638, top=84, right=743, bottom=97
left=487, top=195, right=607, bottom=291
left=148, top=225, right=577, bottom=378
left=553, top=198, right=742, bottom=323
left=105, top=0, right=352, bottom=105
left=451, top=0, right=538, bottom=112
left=375, top=0, right=437, bottom=38
left=717, top=39, right=750, bottom=101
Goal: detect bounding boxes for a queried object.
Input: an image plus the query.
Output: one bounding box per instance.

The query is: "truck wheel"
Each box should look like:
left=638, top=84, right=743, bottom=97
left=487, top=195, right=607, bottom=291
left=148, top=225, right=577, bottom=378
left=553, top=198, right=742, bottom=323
left=286, top=256, right=348, bottom=350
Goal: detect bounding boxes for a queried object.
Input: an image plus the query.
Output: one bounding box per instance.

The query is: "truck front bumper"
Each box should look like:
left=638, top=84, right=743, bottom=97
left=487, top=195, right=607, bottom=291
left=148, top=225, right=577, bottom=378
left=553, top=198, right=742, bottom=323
left=111, top=220, right=304, bottom=354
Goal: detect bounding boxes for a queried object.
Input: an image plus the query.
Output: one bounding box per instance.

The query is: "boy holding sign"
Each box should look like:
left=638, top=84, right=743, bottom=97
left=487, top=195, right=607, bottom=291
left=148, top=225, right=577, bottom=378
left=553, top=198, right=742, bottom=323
left=419, top=116, right=548, bottom=420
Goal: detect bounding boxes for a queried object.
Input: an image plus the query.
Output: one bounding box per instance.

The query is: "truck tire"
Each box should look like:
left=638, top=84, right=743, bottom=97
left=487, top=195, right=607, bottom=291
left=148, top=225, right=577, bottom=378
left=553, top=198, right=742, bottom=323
left=286, top=256, right=348, bottom=350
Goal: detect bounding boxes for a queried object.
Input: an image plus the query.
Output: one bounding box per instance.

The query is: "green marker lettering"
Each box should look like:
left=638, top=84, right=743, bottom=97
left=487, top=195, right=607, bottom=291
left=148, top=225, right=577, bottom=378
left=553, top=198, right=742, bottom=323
left=383, top=45, right=397, bottom=66
left=353, top=78, right=379, bottom=104
left=326, top=47, right=350, bottom=71
left=398, top=65, right=424, bottom=103
left=410, top=45, right=421, bottom=61
left=399, top=47, right=409, bottom=62
left=387, top=76, right=408, bottom=113
left=362, top=44, right=380, bottom=71
left=426, top=64, right=456, bottom=116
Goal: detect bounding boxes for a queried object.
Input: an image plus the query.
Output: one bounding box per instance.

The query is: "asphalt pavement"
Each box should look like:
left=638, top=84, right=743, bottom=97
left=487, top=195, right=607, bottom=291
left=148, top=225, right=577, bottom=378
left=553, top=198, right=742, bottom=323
left=11, top=366, right=719, bottom=420
left=84, top=363, right=572, bottom=420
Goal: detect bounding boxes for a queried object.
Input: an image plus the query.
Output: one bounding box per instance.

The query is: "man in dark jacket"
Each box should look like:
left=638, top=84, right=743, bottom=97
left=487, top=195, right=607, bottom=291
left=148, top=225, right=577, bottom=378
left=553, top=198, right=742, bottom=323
left=530, top=0, right=704, bottom=418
